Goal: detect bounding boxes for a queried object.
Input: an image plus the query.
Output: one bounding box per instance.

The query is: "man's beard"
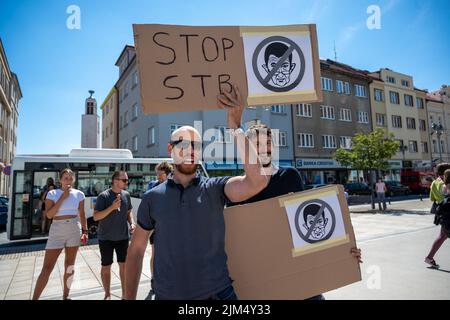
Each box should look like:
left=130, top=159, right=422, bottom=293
left=175, top=163, right=198, bottom=175
left=259, top=154, right=272, bottom=168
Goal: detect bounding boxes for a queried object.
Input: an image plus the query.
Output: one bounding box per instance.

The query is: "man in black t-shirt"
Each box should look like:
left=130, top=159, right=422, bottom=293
left=228, top=124, right=362, bottom=300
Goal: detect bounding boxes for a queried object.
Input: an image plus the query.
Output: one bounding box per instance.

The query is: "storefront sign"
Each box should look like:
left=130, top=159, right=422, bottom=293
left=296, top=158, right=344, bottom=169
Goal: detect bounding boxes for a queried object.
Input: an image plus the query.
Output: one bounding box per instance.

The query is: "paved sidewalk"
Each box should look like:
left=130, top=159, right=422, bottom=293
left=0, top=198, right=442, bottom=300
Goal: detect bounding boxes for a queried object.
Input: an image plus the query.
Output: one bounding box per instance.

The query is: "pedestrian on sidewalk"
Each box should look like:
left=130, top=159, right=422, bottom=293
left=425, top=167, right=450, bottom=268
left=32, top=168, right=88, bottom=300
left=429, top=163, right=450, bottom=214
left=93, top=171, right=135, bottom=300
left=375, top=178, right=387, bottom=211
left=145, top=161, right=173, bottom=300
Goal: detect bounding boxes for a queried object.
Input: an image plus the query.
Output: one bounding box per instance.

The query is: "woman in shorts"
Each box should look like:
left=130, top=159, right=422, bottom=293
left=32, top=168, right=88, bottom=300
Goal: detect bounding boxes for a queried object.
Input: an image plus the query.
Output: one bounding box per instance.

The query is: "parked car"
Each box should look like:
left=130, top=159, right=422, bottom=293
left=304, top=184, right=327, bottom=190
left=0, top=196, right=8, bottom=227
left=344, top=182, right=371, bottom=195
left=384, top=181, right=411, bottom=197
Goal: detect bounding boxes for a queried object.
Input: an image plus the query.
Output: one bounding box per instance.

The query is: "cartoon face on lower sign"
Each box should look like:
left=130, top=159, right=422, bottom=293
left=302, top=203, right=329, bottom=240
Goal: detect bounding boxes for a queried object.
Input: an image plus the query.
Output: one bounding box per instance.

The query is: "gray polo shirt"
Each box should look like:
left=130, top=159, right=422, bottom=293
left=137, top=174, right=231, bottom=299
left=94, top=189, right=132, bottom=241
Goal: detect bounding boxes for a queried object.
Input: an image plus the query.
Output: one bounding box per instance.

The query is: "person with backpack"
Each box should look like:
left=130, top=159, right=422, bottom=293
left=425, top=167, right=450, bottom=268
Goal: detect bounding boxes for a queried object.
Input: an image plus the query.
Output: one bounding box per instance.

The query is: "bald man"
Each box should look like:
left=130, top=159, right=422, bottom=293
left=125, top=85, right=270, bottom=300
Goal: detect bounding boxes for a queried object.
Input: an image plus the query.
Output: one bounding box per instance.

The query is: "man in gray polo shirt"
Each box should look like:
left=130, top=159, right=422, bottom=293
left=125, top=85, right=270, bottom=300
left=94, top=171, right=135, bottom=300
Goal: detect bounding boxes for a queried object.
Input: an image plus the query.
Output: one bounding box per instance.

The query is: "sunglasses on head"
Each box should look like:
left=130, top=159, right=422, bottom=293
left=170, top=140, right=202, bottom=150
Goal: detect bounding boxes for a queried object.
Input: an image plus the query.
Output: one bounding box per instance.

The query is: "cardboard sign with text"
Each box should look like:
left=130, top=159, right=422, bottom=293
left=133, top=24, right=322, bottom=114
left=224, top=185, right=361, bottom=299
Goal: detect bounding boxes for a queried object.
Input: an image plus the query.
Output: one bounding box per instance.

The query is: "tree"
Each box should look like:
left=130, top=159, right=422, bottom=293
left=333, top=128, right=400, bottom=209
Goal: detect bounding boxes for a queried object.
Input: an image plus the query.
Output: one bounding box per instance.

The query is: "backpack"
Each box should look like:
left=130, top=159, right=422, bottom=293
left=434, top=196, right=450, bottom=237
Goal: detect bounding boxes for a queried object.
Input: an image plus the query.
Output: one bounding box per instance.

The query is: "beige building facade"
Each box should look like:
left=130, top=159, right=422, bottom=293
left=100, top=87, right=118, bottom=149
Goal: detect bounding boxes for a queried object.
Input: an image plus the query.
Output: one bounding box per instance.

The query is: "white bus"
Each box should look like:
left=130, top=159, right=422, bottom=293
left=7, top=148, right=208, bottom=240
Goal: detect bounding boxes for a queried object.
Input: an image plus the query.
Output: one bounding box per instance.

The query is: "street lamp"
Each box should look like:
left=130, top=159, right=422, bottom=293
left=431, top=122, right=444, bottom=163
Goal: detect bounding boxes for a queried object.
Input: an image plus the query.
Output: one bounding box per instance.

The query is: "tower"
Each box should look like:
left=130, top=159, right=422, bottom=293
left=81, top=90, right=100, bottom=148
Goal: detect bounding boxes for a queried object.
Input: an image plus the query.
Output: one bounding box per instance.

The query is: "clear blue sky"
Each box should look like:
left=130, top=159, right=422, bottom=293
left=1, top=0, right=449, bottom=154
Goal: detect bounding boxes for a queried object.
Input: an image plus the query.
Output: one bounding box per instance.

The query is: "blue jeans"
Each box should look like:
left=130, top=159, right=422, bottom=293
left=377, top=192, right=387, bottom=211
left=153, top=285, right=238, bottom=300
left=209, top=285, right=238, bottom=300
left=305, top=294, right=325, bottom=300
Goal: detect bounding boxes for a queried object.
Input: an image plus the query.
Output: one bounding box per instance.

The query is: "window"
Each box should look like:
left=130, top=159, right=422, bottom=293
left=124, top=81, right=129, bottom=97
left=339, top=108, right=352, bottom=122
left=271, top=105, right=286, bottom=114
left=296, top=103, right=312, bottom=117
left=374, top=89, right=383, bottom=102
left=419, top=119, right=426, bottom=131
left=406, top=117, right=416, bottom=129
left=441, top=140, right=446, bottom=153
left=123, top=140, right=129, bottom=150
left=298, top=133, right=314, bottom=148
left=376, top=113, right=386, bottom=126
left=387, top=76, right=396, bottom=84
left=404, top=94, right=414, bottom=107
left=433, top=140, right=438, bottom=153
left=110, top=123, right=113, bottom=135
left=416, top=97, right=424, bottom=109
left=322, top=135, right=336, bottom=149
left=321, top=77, right=333, bottom=91
left=215, top=126, right=232, bottom=143
left=124, top=111, right=129, bottom=126
left=132, top=71, right=139, bottom=88
left=105, top=127, right=108, bottom=138
left=354, top=84, right=367, bottom=98
left=392, top=115, right=402, bottom=128
left=170, top=124, right=184, bottom=134
left=336, top=80, right=344, bottom=94
left=132, top=104, right=139, bottom=120
left=148, top=127, right=155, bottom=145
left=273, top=131, right=287, bottom=147
left=390, top=91, right=400, bottom=104
left=421, top=142, right=429, bottom=153
left=344, top=82, right=350, bottom=95
left=320, top=105, right=335, bottom=120
left=132, top=136, right=138, bottom=152
left=357, top=111, right=369, bottom=124
left=340, top=136, right=352, bottom=149
left=409, top=141, right=418, bottom=153
left=106, top=104, right=109, bottom=114
left=401, top=79, right=410, bottom=87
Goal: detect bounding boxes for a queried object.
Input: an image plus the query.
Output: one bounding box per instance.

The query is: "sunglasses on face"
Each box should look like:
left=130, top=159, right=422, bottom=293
left=116, top=178, right=129, bottom=183
left=170, top=140, right=203, bottom=150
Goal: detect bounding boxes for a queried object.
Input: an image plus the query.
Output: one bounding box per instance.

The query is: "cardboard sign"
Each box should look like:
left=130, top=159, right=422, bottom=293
left=224, top=185, right=361, bottom=299
left=133, top=24, right=321, bottom=114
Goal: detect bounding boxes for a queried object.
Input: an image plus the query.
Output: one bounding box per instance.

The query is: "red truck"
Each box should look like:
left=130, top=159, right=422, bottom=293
left=401, top=171, right=435, bottom=194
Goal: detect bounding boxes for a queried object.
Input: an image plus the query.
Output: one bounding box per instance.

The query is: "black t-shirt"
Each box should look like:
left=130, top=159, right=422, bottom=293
left=228, top=167, right=304, bottom=206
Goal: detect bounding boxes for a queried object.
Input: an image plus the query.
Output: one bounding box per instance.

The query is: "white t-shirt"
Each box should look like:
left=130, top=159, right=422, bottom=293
left=46, top=189, right=85, bottom=217
left=375, top=182, right=386, bottom=193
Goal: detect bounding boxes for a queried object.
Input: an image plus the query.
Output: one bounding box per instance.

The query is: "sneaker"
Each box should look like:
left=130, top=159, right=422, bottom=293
left=425, top=257, right=440, bottom=268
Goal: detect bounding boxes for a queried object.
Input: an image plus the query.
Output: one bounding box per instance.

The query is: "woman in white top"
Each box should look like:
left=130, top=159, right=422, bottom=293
left=32, top=168, right=88, bottom=300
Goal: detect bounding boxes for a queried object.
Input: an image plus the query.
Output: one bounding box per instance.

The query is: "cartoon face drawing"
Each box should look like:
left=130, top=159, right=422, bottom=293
left=262, top=42, right=296, bottom=88
left=302, top=203, right=329, bottom=240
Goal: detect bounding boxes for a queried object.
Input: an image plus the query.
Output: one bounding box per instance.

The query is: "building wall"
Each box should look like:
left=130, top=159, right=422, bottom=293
left=377, top=69, right=423, bottom=164
left=427, top=99, right=450, bottom=163
left=101, top=88, right=118, bottom=148
left=0, top=39, right=21, bottom=196
left=294, top=67, right=372, bottom=158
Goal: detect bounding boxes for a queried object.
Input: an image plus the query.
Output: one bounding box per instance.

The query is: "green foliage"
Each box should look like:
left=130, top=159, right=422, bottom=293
left=333, top=128, right=400, bottom=171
